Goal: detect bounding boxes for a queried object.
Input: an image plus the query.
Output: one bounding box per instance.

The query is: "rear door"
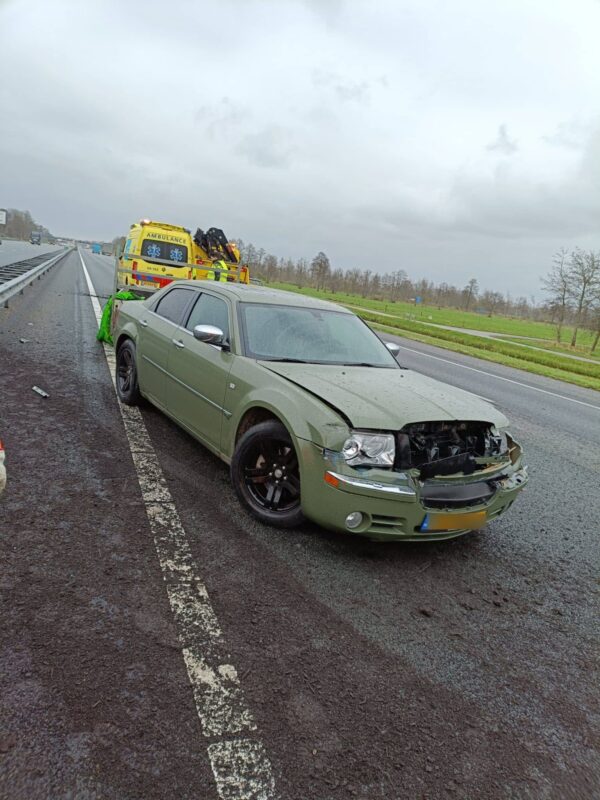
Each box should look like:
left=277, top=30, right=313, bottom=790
left=139, top=234, right=191, bottom=288
left=136, top=287, right=196, bottom=409
left=166, top=290, right=234, bottom=453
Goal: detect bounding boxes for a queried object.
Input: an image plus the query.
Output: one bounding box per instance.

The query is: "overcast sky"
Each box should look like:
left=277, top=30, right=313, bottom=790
left=1, top=0, right=600, bottom=297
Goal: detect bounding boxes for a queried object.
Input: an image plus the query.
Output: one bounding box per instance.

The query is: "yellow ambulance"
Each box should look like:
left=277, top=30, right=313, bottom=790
left=115, top=219, right=249, bottom=293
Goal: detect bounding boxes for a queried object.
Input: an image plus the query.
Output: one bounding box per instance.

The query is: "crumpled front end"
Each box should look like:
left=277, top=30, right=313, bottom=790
left=299, top=421, right=528, bottom=541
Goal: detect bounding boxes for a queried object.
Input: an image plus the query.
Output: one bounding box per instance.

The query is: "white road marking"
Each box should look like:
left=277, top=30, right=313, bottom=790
left=79, top=251, right=276, bottom=800
left=391, top=342, right=600, bottom=412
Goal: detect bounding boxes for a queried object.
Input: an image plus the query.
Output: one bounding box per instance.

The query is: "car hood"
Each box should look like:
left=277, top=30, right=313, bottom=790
left=260, top=363, right=508, bottom=430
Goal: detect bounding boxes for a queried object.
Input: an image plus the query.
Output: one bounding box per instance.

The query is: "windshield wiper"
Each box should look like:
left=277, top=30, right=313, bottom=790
left=263, top=357, right=310, bottom=363
left=339, top=362, right=383, bottom=367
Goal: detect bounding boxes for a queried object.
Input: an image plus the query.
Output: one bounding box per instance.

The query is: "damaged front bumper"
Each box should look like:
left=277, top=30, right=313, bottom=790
left=299, top=438, right=528, bottom=542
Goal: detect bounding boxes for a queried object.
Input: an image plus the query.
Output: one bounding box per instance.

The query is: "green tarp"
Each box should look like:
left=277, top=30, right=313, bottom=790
left=97, top=291, right=144, bottom=345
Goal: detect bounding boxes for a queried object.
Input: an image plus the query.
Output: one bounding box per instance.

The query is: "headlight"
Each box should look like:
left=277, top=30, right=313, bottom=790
left=342, top=432, right=395, bottom=467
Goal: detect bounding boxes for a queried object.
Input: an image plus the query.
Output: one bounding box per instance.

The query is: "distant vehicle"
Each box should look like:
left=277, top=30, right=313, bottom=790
left=30, top=231, right=42, bottom=245
left=112, top=282, right=528, bottom=540
left=115, top=219, right=249, bottom=293
left=101, top=243, right=113, bottom=256
left=91, top=243, right=102, bottom=254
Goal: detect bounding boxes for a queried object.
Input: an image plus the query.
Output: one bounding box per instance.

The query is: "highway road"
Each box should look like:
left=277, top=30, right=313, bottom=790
left=1, top=249, right=599, bottom=799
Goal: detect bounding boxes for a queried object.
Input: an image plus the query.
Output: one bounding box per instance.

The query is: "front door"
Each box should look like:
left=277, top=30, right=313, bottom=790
left=136, top=286, right=196, bottom=408
left=166, top=291, right=233, bottom=452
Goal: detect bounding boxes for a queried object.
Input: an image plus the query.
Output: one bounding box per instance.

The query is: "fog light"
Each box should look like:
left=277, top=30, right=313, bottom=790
left=345, top=511, right=364, bottom=530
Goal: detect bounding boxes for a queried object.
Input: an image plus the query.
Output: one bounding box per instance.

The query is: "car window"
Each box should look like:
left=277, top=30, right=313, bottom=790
left=141, top=238, right=188, bottom=264
left=240, top=303, right=398, bottom=366
left=153, top=288, right=194, bottom=325
left=185, top=292, right=230, bottom=341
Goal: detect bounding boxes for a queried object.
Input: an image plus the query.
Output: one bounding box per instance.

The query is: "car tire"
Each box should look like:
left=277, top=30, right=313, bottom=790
left=231, top=420, right=305, bottom=528
left=116, top=339, right=141, bottom=406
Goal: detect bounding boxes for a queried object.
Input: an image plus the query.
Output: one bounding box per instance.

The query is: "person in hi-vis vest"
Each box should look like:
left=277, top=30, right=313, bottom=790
left=207, top=259, right=229, bottom=281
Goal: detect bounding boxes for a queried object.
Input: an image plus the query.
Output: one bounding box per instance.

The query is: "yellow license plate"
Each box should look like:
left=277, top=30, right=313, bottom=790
left=422, top=510, right=487, bottom=532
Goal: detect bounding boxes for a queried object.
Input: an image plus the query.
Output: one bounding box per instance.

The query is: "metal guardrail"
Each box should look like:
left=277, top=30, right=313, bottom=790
left=0, top=248, right=73, bottom=308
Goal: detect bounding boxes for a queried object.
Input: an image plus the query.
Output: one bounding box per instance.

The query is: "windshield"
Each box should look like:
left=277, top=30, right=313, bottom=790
left=240, top=303, right=398, bottom=367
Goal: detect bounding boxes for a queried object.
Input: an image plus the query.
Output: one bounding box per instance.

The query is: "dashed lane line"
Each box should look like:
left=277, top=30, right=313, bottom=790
left=79, top=251, right=276, bottom=800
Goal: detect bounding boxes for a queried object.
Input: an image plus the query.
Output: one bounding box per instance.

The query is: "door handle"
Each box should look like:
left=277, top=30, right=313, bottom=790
left=140, top=319, right=149, bottom=327
left=172, top=339, right=185, bottom=349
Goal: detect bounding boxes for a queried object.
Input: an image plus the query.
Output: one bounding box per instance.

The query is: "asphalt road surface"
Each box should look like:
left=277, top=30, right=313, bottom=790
left=1, top=250, right=599, bottom=800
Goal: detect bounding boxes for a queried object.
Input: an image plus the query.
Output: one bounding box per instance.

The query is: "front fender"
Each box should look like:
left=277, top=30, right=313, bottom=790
left=221, top=361, right=350, bottom=460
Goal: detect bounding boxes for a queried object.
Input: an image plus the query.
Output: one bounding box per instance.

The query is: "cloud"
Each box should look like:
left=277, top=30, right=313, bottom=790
left=486, top=124, right=518, bottom=155
left=195, top=97, right=248, bottom=141
left=543, top=119, right=593, bottom=150
left=237, top=126, right=297, bottom=169
left=298, top=0, right=344, bottom=22
left=312, top=69, right=372, bottom=104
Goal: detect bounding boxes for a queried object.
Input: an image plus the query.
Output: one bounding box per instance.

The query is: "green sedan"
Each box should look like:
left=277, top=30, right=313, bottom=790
left=112, top=281, right=527, bottom=541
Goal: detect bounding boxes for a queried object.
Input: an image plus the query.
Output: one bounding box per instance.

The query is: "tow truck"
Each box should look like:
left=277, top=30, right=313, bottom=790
left=113, top=219, right=249, bottom=296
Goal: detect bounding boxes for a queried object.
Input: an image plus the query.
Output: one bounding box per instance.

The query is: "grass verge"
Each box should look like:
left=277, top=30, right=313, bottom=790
left=268, top=281, right=596, bottom=346
left=499, top=336, right=600, bottom=363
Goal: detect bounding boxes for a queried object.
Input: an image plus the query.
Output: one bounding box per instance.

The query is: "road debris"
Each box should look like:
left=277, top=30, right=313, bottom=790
left=32, top=386, right=49, bottom=398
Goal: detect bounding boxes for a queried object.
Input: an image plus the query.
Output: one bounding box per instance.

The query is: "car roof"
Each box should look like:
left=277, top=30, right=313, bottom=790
left=174, top=280, right=352, bottom=313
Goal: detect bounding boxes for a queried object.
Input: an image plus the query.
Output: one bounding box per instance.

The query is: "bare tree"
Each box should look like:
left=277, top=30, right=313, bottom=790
left=346, top=268, right=361, bottom=295
left=295, top=258, right=308, bottom=288
left=590, top=308, right=600, bottom=352
left=541, top=248, right=571, bottom=342
left=263, top=254, right=278, bottom=283
left=567, top=248, right=600, bottom=346
left=329, top=268, right=345, bottom=294
left=310, top=252, right=331, bottom=291
left=481, top=290, right=504, bottom=317
left=463, top=278, right=478, bottom=311
left=360, top=269, right=372, bottom=297
left=3, top=208, right=39, bottom=240
left=389, top=269, right=408, bottom=302
left=589, top=278, right=600, bottom=353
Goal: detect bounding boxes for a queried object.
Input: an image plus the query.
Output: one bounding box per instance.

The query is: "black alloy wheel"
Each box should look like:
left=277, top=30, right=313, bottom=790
left=231, top=420, right=304, bottom=528
left=116, top=339, right=141, bottom=406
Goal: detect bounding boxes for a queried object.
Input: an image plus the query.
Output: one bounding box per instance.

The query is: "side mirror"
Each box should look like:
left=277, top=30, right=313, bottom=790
left=386, top=341, right=400, bottom=357
left=193, top=324, right=225, bottom=345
